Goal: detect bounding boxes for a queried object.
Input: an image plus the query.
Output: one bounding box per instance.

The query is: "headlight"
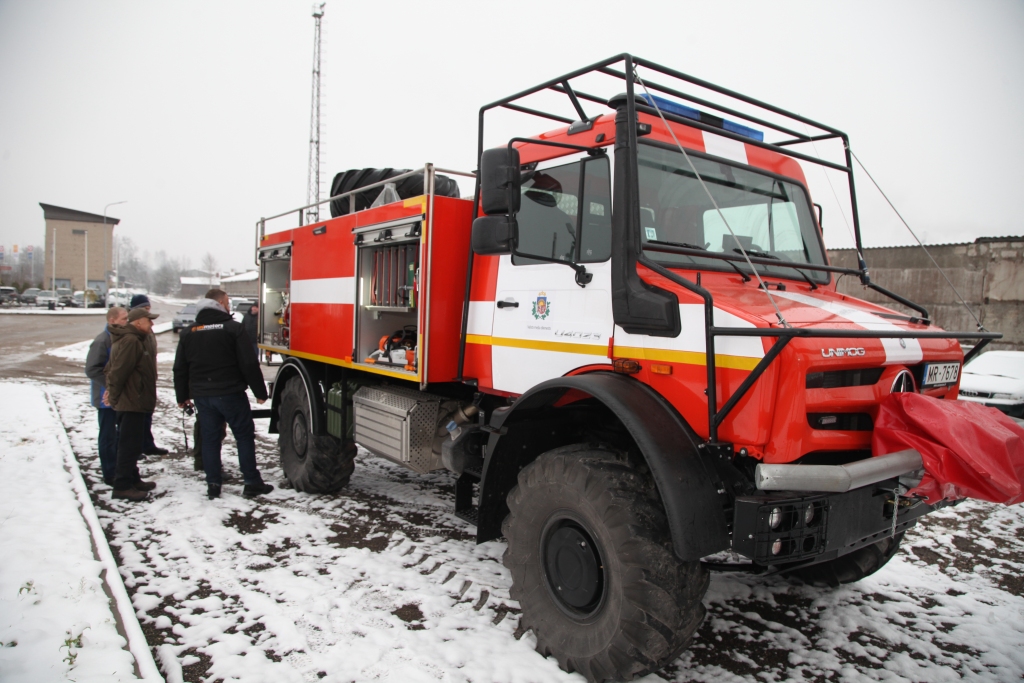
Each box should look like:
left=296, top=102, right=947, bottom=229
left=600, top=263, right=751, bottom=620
left=991, top=393, right=1024, bottom=401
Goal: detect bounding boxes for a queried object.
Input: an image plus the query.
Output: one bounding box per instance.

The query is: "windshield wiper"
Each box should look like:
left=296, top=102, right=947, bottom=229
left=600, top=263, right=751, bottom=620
left=733, top=248, right=818, bottom=289
left=650, top=239, right=751, bottom=282
left=734, top=247, right=779, bottom=260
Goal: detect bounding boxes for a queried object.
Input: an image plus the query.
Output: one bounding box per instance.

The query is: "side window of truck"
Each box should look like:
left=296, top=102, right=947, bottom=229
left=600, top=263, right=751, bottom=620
left=513, top=156, right=611, bottom=265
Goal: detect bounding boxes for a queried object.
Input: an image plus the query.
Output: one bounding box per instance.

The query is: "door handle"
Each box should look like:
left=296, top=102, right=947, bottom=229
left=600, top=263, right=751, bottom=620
left=496, top=300, right=519, bottom=309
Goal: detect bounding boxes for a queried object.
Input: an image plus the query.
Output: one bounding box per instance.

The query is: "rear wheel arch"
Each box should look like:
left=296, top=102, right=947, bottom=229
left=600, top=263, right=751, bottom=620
left=270, top=357, right=326, bottom=435
left=477, top=372, right=730, bottom=561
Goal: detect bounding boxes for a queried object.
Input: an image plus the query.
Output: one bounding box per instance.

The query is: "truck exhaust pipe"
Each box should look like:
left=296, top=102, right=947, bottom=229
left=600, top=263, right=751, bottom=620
left=754, top=449, right=924, bottom=493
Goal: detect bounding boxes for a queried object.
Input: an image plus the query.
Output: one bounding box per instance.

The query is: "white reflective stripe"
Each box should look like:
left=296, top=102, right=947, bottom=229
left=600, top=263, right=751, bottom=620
left=291, top=277, right=355, bottom=305
left=702, top=131, right=748, bottom=165
left=466, top=300, right=493, bottom=336
left=771, top=291, right=924, bottom=364
left=614, top=305, right=765, bottom=358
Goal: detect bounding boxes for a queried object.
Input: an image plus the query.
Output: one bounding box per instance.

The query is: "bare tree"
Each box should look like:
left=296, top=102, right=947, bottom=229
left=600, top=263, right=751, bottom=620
left=201, top=252, right=218, bottom=285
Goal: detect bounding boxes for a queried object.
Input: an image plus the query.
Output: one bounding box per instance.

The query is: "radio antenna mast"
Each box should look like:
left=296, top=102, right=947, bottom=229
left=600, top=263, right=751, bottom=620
left=305, top=3, right=326, bottom=225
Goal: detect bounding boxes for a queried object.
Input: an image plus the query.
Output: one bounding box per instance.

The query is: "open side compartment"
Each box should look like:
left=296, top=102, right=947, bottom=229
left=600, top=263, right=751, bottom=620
left=259, top=243, right=292, bottom=352
left=354, top=218, right=422, bottom=376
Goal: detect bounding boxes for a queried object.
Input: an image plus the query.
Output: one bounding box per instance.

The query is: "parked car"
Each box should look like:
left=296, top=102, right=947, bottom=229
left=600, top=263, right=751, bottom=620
left=232, top=298, right=257, bottom=313
left=172, top=303, right=197, bottom=333
left=20, top=287, right=41, bottom=304
left=106, top=288, right=134, bottom=308
left=0, top=286, right=18, bottom=304
left=35, top=290, right=58, bottom=307
left=56, top=288, right=73, bottom=306
left=958, top=351, right=1024, bottom=418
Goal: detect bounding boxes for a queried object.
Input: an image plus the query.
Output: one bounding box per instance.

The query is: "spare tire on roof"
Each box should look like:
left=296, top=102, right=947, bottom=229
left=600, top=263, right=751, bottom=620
left=329, top=168, right=461, bottom=218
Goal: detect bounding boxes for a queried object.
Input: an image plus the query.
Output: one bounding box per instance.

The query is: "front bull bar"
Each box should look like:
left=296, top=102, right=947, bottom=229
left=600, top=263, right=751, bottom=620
left=754, top=449, right=923, bottom=493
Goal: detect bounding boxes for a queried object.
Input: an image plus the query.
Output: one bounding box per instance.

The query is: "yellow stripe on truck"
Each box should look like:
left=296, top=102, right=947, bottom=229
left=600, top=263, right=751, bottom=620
left=465, top=335, right=761, bottom=371
left=465, top=334, right=606, bottom=356
left=612, top=346, right=761, bottom=371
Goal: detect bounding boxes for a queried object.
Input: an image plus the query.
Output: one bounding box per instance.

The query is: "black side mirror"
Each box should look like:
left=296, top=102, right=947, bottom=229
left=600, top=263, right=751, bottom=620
left=472, top=215, right=518, bottom=255
left=814, top=202, right=823, bottom=231
left=473, top=146, right=521, bottom=255
left=480, top=147, right=521, bottom=215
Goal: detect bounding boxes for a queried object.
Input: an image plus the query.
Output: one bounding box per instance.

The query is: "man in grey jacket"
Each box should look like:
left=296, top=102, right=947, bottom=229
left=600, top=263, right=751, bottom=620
left=85, top=306, right=128, bottom=485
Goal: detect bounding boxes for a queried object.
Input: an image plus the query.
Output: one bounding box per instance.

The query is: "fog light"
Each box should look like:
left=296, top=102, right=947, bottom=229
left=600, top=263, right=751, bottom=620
left=804, top=504, right=815, bottom=525
left=771, top=538, right=783, bottom=555
left=768, top=507, right=782, bottom=529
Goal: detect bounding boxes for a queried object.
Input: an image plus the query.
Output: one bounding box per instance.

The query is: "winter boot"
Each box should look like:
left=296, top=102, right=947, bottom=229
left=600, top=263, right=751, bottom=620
left=243, top=483, right=274, bottom=498
left=112, top=488, right=149, bottom=501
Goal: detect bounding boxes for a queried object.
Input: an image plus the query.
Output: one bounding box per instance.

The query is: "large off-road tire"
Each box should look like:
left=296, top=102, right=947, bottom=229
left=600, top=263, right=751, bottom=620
left=278, top=376, right=355, bottom=493
left=503, top=444, right=709, bottom=683
left=786, top=532, right=905, bottom=587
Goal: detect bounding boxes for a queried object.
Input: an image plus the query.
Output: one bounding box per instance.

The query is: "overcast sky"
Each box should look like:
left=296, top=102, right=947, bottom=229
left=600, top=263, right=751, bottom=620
left=1, top=0, right=1021, bottom=273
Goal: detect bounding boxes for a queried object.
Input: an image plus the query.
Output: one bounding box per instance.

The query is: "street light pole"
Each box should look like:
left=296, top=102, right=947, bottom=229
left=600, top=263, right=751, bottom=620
left=83, top=229, right=88, bottom=297
left=104, top=200, right=127, bottom=294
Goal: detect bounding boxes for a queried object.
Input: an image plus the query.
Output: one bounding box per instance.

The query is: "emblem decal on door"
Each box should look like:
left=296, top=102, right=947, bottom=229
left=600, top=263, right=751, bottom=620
left=532, top=292, right=551, bottom=320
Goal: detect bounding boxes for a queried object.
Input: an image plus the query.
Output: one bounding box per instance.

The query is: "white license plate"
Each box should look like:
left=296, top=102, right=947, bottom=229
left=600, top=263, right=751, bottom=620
left=922, top=362, right=960, bottom=386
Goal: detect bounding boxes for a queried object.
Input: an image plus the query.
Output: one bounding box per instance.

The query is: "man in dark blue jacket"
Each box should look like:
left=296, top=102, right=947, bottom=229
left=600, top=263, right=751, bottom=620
left=85, top=306, right=128, bottom=485
left=173, top=288, right=272, bottom=499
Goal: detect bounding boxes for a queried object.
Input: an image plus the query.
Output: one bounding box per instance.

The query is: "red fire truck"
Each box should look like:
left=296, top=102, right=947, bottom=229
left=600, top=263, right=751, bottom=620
left=254, top=55, right=1000, bottom=681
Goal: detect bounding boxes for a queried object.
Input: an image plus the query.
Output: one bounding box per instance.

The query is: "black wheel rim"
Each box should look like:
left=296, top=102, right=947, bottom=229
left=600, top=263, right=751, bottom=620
left=543, top=519, right=604, bottom=616
left=292, top=411, right=309, bottom=460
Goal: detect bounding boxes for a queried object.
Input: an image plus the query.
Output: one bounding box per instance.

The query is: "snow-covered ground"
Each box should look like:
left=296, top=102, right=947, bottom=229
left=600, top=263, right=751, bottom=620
left=6, top=334, right=1024, bottom=682
left=0, top=384, right=141, bottom=682
left=36, top=374, right=1024, bottom=682
left=43, top=327, right=176, bottom=363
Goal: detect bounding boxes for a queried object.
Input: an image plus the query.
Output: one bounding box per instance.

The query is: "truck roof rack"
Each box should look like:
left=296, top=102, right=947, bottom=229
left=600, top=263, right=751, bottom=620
left=476, top=54, right=867, bottom=253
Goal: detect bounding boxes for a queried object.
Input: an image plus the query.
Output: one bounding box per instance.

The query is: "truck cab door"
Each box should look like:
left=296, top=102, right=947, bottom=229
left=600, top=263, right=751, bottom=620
left=489, top=153, right=613, bottom=395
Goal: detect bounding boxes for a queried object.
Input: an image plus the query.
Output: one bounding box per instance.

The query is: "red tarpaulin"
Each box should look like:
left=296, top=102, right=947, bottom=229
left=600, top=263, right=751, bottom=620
left=873, top=392, right=1024, bottom=505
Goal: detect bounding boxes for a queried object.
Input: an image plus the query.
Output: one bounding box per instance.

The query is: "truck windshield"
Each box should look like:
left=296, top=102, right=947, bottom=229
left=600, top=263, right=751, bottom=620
left=637, top=143, right=828, bottom=282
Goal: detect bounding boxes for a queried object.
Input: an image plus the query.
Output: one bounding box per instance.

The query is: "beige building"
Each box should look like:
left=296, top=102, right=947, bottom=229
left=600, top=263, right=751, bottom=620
left=39, top=203, right=119, bottom=292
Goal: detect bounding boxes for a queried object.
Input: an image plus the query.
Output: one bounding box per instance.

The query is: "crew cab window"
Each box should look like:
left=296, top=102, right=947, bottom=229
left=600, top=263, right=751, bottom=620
left=513, top=155, right=611, bottom=265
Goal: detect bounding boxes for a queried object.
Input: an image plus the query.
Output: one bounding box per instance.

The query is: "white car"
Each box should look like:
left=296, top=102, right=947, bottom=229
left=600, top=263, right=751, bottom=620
left=957, top=351, right=1024, bottom=418
left=35, top=290, right=58, bottom=307
left=106, top=288, right=134, bottom=308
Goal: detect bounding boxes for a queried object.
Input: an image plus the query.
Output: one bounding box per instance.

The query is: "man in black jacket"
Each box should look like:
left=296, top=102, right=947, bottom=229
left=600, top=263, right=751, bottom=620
left=173, top=288, right=273, bottom=499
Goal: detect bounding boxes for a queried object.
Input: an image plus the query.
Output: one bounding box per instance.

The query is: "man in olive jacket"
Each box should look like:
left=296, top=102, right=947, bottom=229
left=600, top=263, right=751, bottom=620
left=105, top=307, right=161, bottom=500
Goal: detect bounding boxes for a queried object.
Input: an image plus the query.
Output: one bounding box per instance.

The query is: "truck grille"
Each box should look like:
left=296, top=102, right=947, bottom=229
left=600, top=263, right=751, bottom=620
left=807, top=413, right=874, bottom=431
left=806, top=368, right=883, bottom=389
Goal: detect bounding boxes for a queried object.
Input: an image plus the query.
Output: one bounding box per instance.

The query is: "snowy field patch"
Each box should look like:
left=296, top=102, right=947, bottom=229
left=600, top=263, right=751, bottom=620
left=0, top=383, right=139, bottom=682
left=46, top=339, right=94, bottom=361
left=0, top=307, right=107, bottom=316
left=37, top=378, right=1024, bottom=682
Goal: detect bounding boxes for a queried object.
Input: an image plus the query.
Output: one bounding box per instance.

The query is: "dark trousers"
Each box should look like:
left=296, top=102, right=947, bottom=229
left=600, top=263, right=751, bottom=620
left=97, top=408, right=118, bottom=482
left=143, top=412, right=157, bottom=453
left=194, top=392, right=263, bottom=487
left=114, top=411, right=146, bottom=490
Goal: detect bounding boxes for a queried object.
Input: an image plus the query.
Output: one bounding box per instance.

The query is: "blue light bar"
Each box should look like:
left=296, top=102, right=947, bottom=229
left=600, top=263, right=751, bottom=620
left=640, top=94, right=764, bottom=142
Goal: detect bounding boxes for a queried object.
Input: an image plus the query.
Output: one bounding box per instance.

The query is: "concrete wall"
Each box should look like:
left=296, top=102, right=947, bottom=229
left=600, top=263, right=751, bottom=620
left=829, top=237, right=1024, bottom=350
left=42, top=219, right=114, bottom=292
